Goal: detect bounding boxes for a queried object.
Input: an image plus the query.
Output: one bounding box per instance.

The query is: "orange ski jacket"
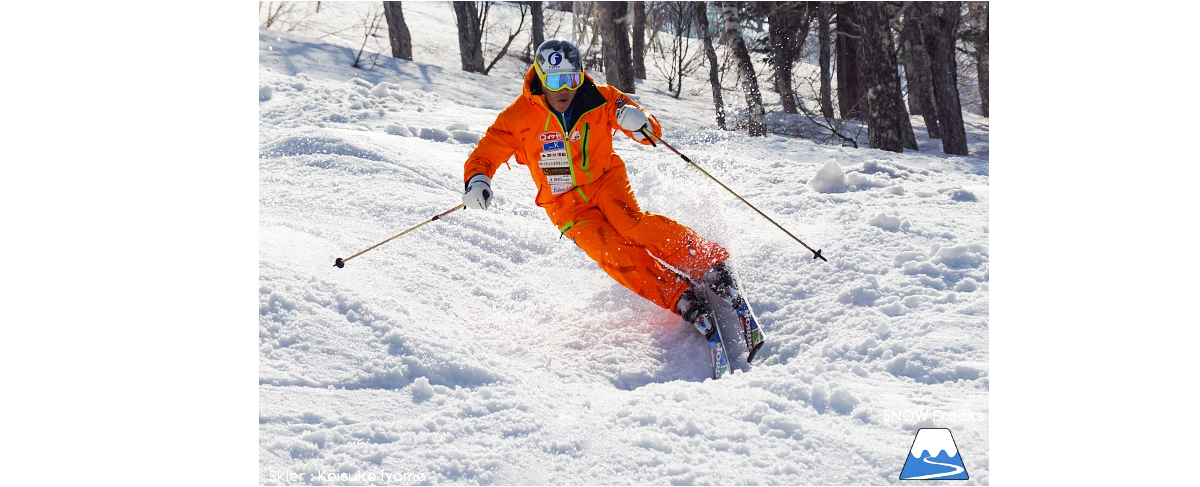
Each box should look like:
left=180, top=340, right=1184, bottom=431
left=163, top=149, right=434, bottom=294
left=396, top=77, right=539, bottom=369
left=463, top=66, right=663, bottom=207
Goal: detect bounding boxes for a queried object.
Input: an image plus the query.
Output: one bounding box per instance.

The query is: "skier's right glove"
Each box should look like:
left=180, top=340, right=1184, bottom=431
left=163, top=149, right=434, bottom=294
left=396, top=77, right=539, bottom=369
left=463, top=174, right=492, bottom=210
left=616, top=105, right=651, bottom=142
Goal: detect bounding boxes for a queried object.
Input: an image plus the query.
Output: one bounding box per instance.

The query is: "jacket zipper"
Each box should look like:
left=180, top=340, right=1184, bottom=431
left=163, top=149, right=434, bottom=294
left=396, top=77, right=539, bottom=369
left=540, top=98, right=604, bottom=202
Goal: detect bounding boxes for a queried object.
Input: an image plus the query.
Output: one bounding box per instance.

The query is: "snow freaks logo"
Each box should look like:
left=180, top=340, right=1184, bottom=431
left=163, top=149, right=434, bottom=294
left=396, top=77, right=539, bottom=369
left=899, top=428, right=969, bottom=480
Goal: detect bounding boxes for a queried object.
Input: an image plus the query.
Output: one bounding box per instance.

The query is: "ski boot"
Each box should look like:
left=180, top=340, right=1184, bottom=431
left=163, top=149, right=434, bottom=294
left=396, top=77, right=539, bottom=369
left=703, top=262, right=766, bottom=363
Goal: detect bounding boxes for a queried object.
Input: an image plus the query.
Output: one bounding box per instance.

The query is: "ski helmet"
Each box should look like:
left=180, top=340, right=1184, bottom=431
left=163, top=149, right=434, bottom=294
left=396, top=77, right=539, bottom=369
left=534, top=39, right=584, bottom=91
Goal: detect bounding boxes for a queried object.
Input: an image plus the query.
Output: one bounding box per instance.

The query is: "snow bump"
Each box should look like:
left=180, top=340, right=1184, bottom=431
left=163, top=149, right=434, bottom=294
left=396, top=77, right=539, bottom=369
left=809, top=160, right=847, bottom=193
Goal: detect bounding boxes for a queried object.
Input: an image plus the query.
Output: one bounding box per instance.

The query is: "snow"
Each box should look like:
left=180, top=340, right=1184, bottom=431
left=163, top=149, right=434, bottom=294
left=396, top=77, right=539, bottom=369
left=809, top=160, right=849, bottom=193
left=7, top=2, right=1198, bottom=486
left=254, top=2, right=993, bottom=484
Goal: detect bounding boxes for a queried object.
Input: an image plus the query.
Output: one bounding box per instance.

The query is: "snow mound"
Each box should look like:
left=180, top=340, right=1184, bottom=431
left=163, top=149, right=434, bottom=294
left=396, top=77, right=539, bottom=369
left=829, top=388, right=860, bottom=415
left=385, top=124, right=411, bottom=136
left=846, top=172, right=891, bottom=189
left=809, top=160, right=847, bottom=193
left=869, top=212, right=910, bottom=232
left=932, top=244, right=988, bottom=269
left=369, top=81, right=392, bottom=97
left=418, top=127, right=452, bottom=142
left=949, top=188, right=978, bottom=202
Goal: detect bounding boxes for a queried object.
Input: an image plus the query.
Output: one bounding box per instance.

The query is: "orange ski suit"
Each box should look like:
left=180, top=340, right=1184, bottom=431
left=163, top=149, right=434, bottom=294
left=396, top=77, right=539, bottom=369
left=463, top=67, right=728, bottom=313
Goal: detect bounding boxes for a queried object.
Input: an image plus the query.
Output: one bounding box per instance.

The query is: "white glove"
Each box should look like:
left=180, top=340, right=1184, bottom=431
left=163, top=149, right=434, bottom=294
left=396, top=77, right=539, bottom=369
left=463, top=174, right=492, bottom=210
left=616, top=105, right=650, bottom=141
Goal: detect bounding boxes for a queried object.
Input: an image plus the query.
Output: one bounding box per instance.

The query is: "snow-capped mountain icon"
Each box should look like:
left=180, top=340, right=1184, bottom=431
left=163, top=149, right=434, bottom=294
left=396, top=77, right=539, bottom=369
left=899, top=428, right=969, bottom=480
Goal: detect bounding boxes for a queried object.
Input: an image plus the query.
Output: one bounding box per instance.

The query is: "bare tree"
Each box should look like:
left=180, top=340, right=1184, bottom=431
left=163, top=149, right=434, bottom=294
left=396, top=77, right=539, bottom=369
left=961, top=1, right=988, bottom=117
left=565, top=2, right=604, bottom=71
left=352, top=5, right=387, bottom=69
left=855, top=2, right=915, bottom=152
left=834, top=3, right=864, bottom=119
left=261, top=2, right=320, bottom=31
left=900, top=8, right=940, bottom=139
left=916, top=1, right=968, bottom=155
left=697, top=2, right=727, bottom=129
left=452, top=2, right=485, bottom=73
left=482, top=3, right=529, bottom=75
left=816, top=2, right=834, bottom=119
left=530, top=1, right=545, bottom=50
left=722, top=2, right=767, bottom=136
left=600, top=2, right=635, bottom=92
left=382, top=2, right=413, bottom=61
left=632, top=2, right=647, bottom=80
left=650, top=1, right=701, bottom=98
left=262, top=2, right=294, bottom=29
left=763, top=2, right=811, bottom=114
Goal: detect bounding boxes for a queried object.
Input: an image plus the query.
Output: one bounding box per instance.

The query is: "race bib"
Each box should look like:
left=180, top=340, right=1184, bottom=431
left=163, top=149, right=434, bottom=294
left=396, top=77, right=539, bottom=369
left=540, top=147, right=572, bottom=193
left=539, top=150, right=569, bottom=167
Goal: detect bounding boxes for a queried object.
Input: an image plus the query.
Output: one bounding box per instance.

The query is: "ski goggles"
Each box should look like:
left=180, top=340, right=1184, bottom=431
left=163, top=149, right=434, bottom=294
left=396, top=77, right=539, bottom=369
left=535, top=65, right=583, bottom=91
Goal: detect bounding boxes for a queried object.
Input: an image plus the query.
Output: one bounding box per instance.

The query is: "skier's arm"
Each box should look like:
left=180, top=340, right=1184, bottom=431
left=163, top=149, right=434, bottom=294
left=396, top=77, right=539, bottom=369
left=463, top=111, right=521, bottom=186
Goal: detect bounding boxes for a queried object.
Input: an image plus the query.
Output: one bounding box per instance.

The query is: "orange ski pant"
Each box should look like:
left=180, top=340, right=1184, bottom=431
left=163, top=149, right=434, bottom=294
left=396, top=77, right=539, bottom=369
left=545, top=166, right=728, bottom=313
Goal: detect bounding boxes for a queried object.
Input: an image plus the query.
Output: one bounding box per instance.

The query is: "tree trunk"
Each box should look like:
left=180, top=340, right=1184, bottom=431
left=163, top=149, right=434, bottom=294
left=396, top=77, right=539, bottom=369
left=834, top=3, right=864, bottom=119
left=920, top=2, right=968, bottom=155
left=856, top=2, right=909, bottom=152
left=901, top=9, right=941, bottom=139
left=976, top=40, right=988, bottom=118
left=530, top=1, right=544, bottom=51
left=723, top=2, right=767, bottom=136
left=817, top=2, right=834, bottom=119
left=766, top=3, right=799, bottom=114
left=967, top=2, right=989, bottom=117
left=887, top=6, right=919, bottom=150
left=452, top=2, right=484, bottom=73
left=632, top=1, right=647, bottom=79
left=383, top=2, right=413, bottom=61
left=600, top=2, right=635, bottom=93
left=697, top=2, right=727, bottom=130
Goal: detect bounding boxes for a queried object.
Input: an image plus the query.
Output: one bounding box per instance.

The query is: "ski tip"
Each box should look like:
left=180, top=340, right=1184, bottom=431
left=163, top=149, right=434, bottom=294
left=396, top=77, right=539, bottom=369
left=334, top=258, right=345, bottom=268
left=747, top=341, right=765, bottom=364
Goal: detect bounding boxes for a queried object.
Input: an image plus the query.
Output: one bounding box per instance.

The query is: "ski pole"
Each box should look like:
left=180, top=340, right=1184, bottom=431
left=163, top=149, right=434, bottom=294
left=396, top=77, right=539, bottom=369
left=334, top=204, right=466, bottom=268
left=639, top=128, right=827, bottom=262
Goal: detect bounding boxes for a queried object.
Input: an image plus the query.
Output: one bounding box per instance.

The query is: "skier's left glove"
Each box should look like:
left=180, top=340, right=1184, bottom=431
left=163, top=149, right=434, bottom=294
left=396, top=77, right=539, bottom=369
left=616, top=105, right=651, bottom=142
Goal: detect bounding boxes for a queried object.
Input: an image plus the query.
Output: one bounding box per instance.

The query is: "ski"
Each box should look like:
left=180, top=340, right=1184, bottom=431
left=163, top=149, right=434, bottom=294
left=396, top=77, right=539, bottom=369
left=706, top=263, right=767, bottom=363
left=707, top=321, right=732, bottom=379
left=731, top=294, right=766, bottom=363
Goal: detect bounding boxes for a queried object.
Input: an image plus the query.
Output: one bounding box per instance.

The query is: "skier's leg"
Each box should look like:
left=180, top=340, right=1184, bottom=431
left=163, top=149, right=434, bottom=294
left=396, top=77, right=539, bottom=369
left=595, top=167, right=728, bottom=280
left=561, top=211, right=691, bottom=312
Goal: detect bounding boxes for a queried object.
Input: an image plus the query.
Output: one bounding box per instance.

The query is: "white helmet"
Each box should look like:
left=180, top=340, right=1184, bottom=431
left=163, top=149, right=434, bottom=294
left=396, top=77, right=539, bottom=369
left=534, top=39, right=584, bottom=91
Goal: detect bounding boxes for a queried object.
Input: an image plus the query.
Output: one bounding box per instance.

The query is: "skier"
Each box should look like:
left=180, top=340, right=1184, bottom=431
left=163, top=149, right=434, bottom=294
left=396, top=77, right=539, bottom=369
left=460, top=39, right=739, bottom=347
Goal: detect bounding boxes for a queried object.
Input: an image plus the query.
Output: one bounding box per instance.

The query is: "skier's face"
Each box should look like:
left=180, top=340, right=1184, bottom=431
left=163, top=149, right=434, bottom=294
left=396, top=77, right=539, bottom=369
left=545, top=87, right=576, bottom=112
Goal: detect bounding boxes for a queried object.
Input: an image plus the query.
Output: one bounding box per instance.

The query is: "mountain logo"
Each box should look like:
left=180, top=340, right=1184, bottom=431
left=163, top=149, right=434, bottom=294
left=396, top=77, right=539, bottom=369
left=899, top=428, right=969, bottom=480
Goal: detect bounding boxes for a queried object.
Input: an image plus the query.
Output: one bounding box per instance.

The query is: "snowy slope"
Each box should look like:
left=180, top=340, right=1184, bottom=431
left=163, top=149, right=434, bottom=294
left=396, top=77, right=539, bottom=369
left=259, top=3, right=989, bottom=484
